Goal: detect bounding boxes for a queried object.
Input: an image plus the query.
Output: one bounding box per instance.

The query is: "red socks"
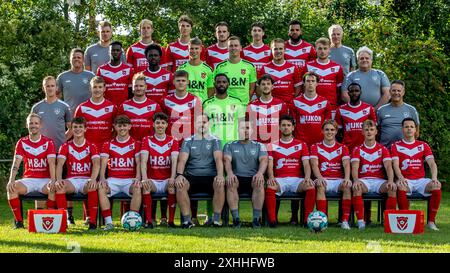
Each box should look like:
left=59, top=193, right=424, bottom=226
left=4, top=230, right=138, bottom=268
left=87, top=191, right=98, bottom=225
left=168, top=193, right=176, bottom=223
left=101, top=209, right=112, bottom=219
left=55, top=193, right=67, bottom=210
left=352, top=196, right=364, bottom=221
left=316, top=199, right=327, bottom=215
left=341, top=199, right=351, bottom=222
left=397, top=190, right=409, bottom=210
left=303, top=188, right=316, bottom=223
left=386, top=196, right=397, bottom=210
left=8, top=198, right=23, bottom=222
left=429, top=189, right=441, bottom=223
left=46, top=199, right=56, bottom=209
left=265, top=188, right=277, bottom=223
left=142, top=193, right=153, bottom=224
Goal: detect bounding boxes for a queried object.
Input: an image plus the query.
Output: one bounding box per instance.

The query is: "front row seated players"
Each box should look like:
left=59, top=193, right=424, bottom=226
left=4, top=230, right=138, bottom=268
left=98, top=115, right=142, bottom=231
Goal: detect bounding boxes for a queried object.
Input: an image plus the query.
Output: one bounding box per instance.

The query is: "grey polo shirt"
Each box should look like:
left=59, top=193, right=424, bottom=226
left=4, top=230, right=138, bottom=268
left=342, top=69, right=390, bottom=106
left=56, top=70, right=95, bottom=116
left=85, top=43, right=126, bottom=73
left=181, top=134, right=222, bottom=177
left=223, top=140, right=267, bottom=177
left=329, top=45, right=356, bottom=75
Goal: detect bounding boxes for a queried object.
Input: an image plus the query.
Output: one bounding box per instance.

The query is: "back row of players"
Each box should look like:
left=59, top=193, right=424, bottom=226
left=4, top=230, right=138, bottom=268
left=7, top=68, right=442, bottom=230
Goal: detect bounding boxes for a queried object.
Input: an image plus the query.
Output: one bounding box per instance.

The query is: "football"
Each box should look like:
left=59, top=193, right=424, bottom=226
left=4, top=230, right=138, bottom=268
left=307, top=211, right=328, bottom=232
left=121, top=211, right=143, bottom=231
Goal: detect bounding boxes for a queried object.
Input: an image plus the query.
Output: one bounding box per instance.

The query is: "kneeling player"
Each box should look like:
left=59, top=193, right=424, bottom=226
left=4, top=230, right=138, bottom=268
left=98, top=115, right=142, bottom=230
left=391, top=118, right=442, bottom=231
left=265, top=115, right=315, bottom=227
left=310, top=120, right=352, bottom=229
left=140, top=112, right=179, bottom=228
left=7, top=113, right=56, bottom=228
left=53, top=117, right=100, bottom=230
left=224, top=118, right=268, bottom=228
left=351, top=120, right=396, bottom=230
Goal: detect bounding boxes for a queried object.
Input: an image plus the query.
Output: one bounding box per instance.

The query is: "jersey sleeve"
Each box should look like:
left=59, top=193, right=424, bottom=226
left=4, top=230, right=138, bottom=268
left=369, top=105, right=377, bottom=124
left=423, top=142, right=434, bottom=160
left=125, top=46, right=134, bottom=66
left=223, top=143, right=232, bottom=157
left=390, top=143, right=399, bottom=161
left=14, top=139, right=24, bottom=159
left=381, top=146, right=391, bottom=161
left=165, top=46, right=174, bottom=68
left=309, top=46, right=317, bottom=61
left=335, top=108, right=343, bottom=128
left=46, top=140, right=56, bottom=157
left=249, top=63, right=257, bottom=84
left=74, top=104, right=83, bottom=118
left=140, top=137, right=150, bottom=154
left=342, top=145, right=350, bottom=160
left=349, top=48, right=356, bottom=70
left=168, top=72, right=175, bottom=94
left=301, top=142, right=310, bottom=160
left=351, top=147, right=360, bottom=162
left=309, top=144, right=318, bottom=159
left=134, top=141, right=141, bottom=157
left=57, top=143, right=68, bottom=159
left=293, top=65, right=302, bottom=88
left=90, top=143, right=100, bottom=159
left=100, top=142, right=110, bottom=158
left=84, top=47, right=92, bottom=68
left=213, top=138, right=222, bottom=152
left=258, top=143, right=268, bottom=157
left=342, top=73, right=353, bottom=92
left=324, top=100, right=332, bottom=120
left=206, top=69, right=214, bottom=89
left=200, top=45, right=207, bottom=62
left=180, top=139, right=191, bottom=154
left=64, top=104, right=72, bottom=123
left=379, top=70, right=390, bottom=88
left=280, top=102, right=289, bottom=117
left=336, top=64, right=345, bottom=87
left=56, top=74, right=64, bottom=94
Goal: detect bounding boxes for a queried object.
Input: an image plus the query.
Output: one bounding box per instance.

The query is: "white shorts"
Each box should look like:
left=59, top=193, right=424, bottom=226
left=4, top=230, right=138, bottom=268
left=19, top=178, right=50, bottom=195
left=67, top=177, right=90, bottom=194
left=325, top=178, right=344, bottom=193
left=152, top=179, right=168, bottom=194
left=107, top=178, right=134, bottom=197
left=360, top=178, right=386, bottom=193
left=406, top=178, right=432, bottom=197
left=276, top=177, right=304, bottom=196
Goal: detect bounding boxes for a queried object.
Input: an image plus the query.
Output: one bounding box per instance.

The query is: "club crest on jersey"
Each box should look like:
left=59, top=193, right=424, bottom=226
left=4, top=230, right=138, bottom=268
left=331, top=68, right=335, bottom=72
left=122, top=71, right=127, bottom=75
left=250, top=149, right=257, bottom=156
left=318, top=103, right=322, bottom=108
left=129, top=144, right=134, bottom=149
left=287, top=69, right=291, bottom=73
left=105, top=108, right=110, bottom=112
left=363, top=110, right=367, bottom=115
left=302, top=49, right=306, bottom=53
left=372, top=75, right=378, bottom=81
left=418, top=146, right=422, bottom=151
left=378, top=150, right=382, bottom=155
left=201, top=73, right=206, bottom=79
left=403, top=112, right=410, bottom=118
left=162, top=76, right=166, bottom=80
left=241, top=69, right=246, bottom=75
left=188, top=102, right=193, bottom=107
left=83, top=78, right=88, bottom=84
left=42, top=217, right=54, bottom=231
left=206, top=143, right=212, bottom=150
left=54, top=108, right=61, bottom=115
left=397, top=216, right=408, bottom=230
left=295, top=146, right=299, bottom=151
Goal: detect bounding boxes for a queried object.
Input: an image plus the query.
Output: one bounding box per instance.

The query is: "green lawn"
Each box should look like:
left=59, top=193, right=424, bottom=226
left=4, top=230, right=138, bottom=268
left=0, top=193, right=449, bottom=253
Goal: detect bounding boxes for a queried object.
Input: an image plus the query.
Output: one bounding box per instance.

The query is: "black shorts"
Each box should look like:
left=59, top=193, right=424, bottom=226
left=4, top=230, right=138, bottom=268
left=236, top=176, right=253, bottom=195
left=185, top=176, right=215, bottom=195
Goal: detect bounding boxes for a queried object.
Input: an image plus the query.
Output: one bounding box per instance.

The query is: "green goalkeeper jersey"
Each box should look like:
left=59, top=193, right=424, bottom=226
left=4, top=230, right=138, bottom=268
left=203, top=95, right=246, bottom=147
left=213, top=59, right=257, bottom=105
left=177, top=61, right=214, bottom=102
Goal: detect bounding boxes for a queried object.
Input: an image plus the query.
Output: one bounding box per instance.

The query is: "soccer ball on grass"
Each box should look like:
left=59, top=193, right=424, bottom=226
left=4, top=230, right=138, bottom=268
left=307, top=210, right=328, bottom=232
left=121, top=211, right=143, bottom=231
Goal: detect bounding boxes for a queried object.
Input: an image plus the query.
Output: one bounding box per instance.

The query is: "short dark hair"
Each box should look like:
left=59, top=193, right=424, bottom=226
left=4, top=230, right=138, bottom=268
left=71, top=116, right=86, bottom=126
left=289, top=19, right=302, bottom=28
left=110, top=41, right=123, bottom=48
left=215, top=21, right=229, bottom=30
left=174, top=70, right=189, bottom=79
left=145, top=44, right=163, bottom=58
left=114, top=115, right=131, bottom=125
left=251, top=22, right=265, bottom=31
left=70, top=48, right=84, bottom=57
left=302, top=71, right=320, bottom=82
left=402, top=117, right=417, bottom=127
left=214, top=73, right=230, bottom=83
left=279, top=115, right=295, bottom=126
left=153, top=112, right=169, bottom=122
left=391, top=80, right=405, bottom=87
left=348, top=82, right=362, bottom=91
left=228, top=36, right=241, bottom=45
left=257, top=74, right=275, bottom=85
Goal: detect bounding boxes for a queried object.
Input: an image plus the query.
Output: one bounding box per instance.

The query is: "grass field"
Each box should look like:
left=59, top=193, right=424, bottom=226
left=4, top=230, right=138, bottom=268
left=0, top=193, right=449, bottom=253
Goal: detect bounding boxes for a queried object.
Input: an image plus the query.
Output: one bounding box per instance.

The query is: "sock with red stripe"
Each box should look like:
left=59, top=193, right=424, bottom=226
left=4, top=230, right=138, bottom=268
left=265, top=188, right=277, bottom=224
left=316, top=199, right=327, bottom=215
left=428, top=189, right=441, bottom=223
left=87, top=191, right=98, bottom=225
left=397, top=190, right=409, bottom=210
left=55, top=193, right=67, bottom=210
left=142, top=193, right=153, bottom=224
left=102, top=209, right=112, bottom=225
left=8, top=198, right=23, bottom=222
left=352, top=196, right=364, bottom=221
left=168, top=193, right=176, bottom=223
left=341, top=199, right=351, bottom=222
left=386, top=196, right=397, bottom=210
left=303, top=188, right=316, bottom=224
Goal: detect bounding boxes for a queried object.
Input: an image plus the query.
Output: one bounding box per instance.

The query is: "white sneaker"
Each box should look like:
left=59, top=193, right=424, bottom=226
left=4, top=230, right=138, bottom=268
left=341, top=221, right=351, bottom=230
left=427, top=222, right=439, bottom=231
left=103, top=223, right=115, bottom=231
left=358, top=220, right=366, bottom=230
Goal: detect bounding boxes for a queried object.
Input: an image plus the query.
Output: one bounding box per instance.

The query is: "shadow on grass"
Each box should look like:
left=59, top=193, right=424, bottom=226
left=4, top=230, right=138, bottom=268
left=0, top=239, right=124, bottom=253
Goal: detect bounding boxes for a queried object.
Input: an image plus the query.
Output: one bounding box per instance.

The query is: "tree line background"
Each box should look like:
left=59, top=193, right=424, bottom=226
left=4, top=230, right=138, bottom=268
left=0, top=0, right=449, bottom=186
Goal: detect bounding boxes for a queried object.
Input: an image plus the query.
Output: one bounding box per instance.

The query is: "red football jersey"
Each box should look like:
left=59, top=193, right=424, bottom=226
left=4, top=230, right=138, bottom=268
left=290, top=94, right=332, bottom=146
left=284, top=40, right=316, bottom=68
left=247, top=97, right=288, bottom=143
left=74, top=99, right=117, bottom=147
left=15, top=135, right=56, bottom=179
left=241, top=44, right=272, bottom=70
left=206, top=44, right=229, bottom=69
left=165, top=39, right=206, bottom=72
left=351, top=142, right=391, bottom=179
left=161, top=93, right=202, bottom=141
left=126, top=41, right=166, bottom=73
left=101, top=137, right=140, bottom=179
left=140, top=135, right=179, bottom=180
left=118, top=98, right=162, bottom=141
left=258, top=61, right=302, bottom=102
left=96, top=62, right=134, bottom=106
left=58, top=140, right=99, bottom=179
left=268, top=138, right=309, bottom=178
left=303, top=59, right=344, bottom=107
left=335, top=102, right=377, bottom=152
left=390, top=140, right=434, bottom=180
left=142, top=67, right=174, bottom=103
left=310, top=141, right=350, bottom=179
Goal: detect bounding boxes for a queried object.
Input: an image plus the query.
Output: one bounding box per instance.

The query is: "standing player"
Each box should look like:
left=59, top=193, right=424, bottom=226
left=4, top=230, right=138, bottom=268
left=214, top=36, right=257, bottom=106
left=98, top=115, right=142, bottom=230
left=241, top=22, right=272, bottom=71
left=97, top=41, right=134, bottom=106
left=206, top=22, right=230, bottom=69
left=285, top=20, right=316, bottom=68
left=54, top=117, right=100, bottom=230
left=328, top=25, right=356, bottom=75
left=6, top=114, right=56, bottom=229
left=351, top=120, right=396, bottom=229
left=224, top=118, right=268, bottom=228
left=142, top=44, right=174, bottom=103
left=118, top=73, right=162, bottom=141
left=177, top=37, right=215, bottom=102
left=335, top=82, right=376, bottom=152
left=74, top=76, right=117, bottom=149
left=391, top=118, right=441, bottom=231
left=247, top=74, right=288, bottom=143
left=265, top=115, right=314, bottom=227
left=175, top=114, right=225, bottom=228
left=165, top=15, right=206, bottom=72
left=309, top=120, right=352, bottom=229
left=259, top=38, right=302, bottom=103
left=126, top=19, right=165, bottom=73
left=140, top=112, right=179, bottom=228
left=303, top=37, right=344, bottom=118
left=57, top=48, right=95, bottom=116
